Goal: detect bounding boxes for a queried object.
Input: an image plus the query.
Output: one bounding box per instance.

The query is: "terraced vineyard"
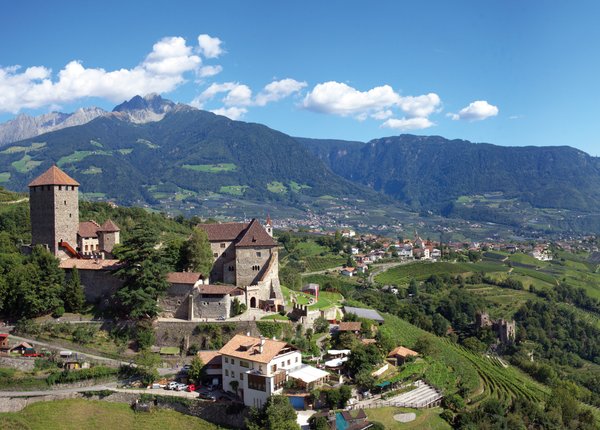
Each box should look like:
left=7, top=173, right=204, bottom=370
left=304, top=255, right=345, bottom=272
left=446, top=340, right=549, bottom=405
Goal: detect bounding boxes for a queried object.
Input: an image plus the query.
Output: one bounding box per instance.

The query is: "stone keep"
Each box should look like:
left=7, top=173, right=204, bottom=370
left=29, top=166, right=80, bottom=257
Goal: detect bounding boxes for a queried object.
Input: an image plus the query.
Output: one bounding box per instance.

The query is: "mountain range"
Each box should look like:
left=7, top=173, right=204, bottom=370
left=1, top=94, right=599, bottom=233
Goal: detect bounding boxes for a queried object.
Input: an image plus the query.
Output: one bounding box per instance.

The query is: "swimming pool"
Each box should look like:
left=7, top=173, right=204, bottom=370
left=335, top=412, right=348, bottom=430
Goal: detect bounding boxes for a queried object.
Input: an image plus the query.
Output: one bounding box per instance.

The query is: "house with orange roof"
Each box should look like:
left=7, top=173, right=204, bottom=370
left=219, top=334, right=302, bottom=408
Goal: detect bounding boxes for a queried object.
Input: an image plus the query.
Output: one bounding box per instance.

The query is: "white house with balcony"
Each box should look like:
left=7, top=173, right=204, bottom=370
left=219, top=334, right=302, bottom=408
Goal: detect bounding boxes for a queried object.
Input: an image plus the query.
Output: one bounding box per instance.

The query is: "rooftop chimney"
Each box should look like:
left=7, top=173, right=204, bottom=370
left=259, top=336, right=265, bottom=353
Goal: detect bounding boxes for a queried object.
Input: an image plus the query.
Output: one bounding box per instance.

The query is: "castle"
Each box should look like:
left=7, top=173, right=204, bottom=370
left=475, top=312, right=516, bottom=344
left=29, top=165, right=120, bottom=259
left=159, top=218, right=284, bottom=320
left=28, top=165, right=283, bottom=319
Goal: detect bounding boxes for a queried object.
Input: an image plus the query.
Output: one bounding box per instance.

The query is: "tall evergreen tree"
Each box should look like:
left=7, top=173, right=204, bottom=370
left=114, top=224, right=169, bottom=319
left=246, top=395, right=300, bottom=430
left=183, top=227, right=213, bottom=275
left=63, top=267, right=85, bottom=312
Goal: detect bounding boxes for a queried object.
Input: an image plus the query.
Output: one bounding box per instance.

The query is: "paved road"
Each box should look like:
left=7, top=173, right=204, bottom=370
left=301, top=266, right=344, bottom=277
left=7, top=334, right=175, bottom=376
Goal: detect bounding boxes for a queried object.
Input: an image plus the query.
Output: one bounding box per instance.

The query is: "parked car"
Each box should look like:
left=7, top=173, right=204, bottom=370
left=216, top=316, right=226, bottom=321
left=187, top=384, right=196, bottom=392
left=166, top=381, right=179, bottom=390
left=176, top=383, right=188, bottom=391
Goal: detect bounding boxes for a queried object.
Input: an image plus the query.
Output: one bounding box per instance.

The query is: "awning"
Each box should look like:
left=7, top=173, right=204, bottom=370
left=288, top=365, right=330, bottom=384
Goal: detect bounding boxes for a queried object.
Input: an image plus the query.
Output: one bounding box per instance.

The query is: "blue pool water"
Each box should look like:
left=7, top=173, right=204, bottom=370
left=335, top=412, right=348, bottom=430
left=289, top=395, right=305, bottom=410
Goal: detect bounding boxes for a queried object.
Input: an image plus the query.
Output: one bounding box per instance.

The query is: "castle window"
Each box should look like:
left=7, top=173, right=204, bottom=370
left=59, top=186, right=62, bottom=190
left=228, top=266, right=234, bottom=272
left=69, top=214, right=72, bottom=218
left=64, top=200, right=66, bottom=205
left=225, top=369, right=229, bottom=376
left=256, top=252, right=261, bottom=257
left=220, top=243, right=226, bottom=248
left=177, top=300, right=181, bottom=305
left=213, top=253, right=218, bottom=258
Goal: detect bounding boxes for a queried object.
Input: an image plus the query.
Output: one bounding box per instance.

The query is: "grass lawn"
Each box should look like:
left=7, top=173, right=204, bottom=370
left=365, top=407, right=450, bottom=430
left=280, top=285, right=343, bottom=310
left=261, top=314, right=290, bottom=321
left=182, top=163, right=236, bottom=173
left=289, top=181, right=311, bottom=192
left=0, top=399, right=218, bottom=430
left=0, top=172, right=10, bottom=182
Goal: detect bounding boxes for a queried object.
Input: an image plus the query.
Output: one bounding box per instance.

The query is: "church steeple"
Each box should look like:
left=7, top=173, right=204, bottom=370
left=265, top=214, right=273, bottom=237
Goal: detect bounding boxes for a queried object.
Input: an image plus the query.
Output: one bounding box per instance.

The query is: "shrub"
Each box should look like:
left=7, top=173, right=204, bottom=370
left=52, top=306, right=65, bottom=318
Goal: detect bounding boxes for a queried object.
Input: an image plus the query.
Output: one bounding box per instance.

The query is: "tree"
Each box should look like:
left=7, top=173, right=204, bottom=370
left=313, top=316, right=329, bottom=334
left=188, top=356, right=205, bottom=384
left=247, top=395, right=300, bottom=430
left=134, top=350, right=161, bottom=385
left=114, top=224, right=170, bottom=319
left=183, top=227, right=213, bottom=274
left=63, top=267, right=85, bottom=312
left=408, top=279, right=419, bottom=296
left=309, top=415, right=330, bottom=430
left=230, top=379, right=239, bottom=394
left=231, top=298, right=247, bottom=316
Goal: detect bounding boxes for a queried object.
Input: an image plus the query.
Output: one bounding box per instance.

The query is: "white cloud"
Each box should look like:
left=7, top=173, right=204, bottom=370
left=211, top=106, right=247, bottom=120
left=255, top=78, right=307, bottom=106
left=198, top=65, right=223, bottom=78
left=302, top=81, right=400, bottom=116
left=195, top=78, right=306, bottom=115
left=382, top=117, right=434, bottom=130
left=397, top=93, right=441, bottom=118
left=198, top=34, right=224, bottom=58
left=302, top=81, right=441, bottom=128
left=0, top=36, right=202, bottom=114
left=371, top=109, right=393, bottom=120
left=449, top=100, right=498, bottom=121
left=191, top=82, right=251, bottom=108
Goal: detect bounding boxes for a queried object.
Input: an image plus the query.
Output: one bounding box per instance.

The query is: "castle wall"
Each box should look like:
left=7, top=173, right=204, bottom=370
left=208, top=241, right=235, bottom=282
left=63, top=268, right=122, bottom=308
left=193, top=294, right=230, bottom=319
left=235, top=246, right=273, bottom=287
left=99, top=231, right=119, bottom=254
left=160, top=283, right=193, bottom=319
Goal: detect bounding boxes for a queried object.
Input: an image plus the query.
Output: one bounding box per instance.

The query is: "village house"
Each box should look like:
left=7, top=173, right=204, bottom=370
left=218, top=334, right=328, bottom=408
left=197, top=350, right=223, bottom=387
left=341, top=267, right=355, bottom=277
left=337, top=321, right=362, bottom=335
left=387, top=346, right=419, bottom=366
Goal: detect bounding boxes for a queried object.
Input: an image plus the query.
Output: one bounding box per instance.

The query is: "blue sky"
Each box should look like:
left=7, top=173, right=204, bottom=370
left=1, top=1, right=599, bottom=155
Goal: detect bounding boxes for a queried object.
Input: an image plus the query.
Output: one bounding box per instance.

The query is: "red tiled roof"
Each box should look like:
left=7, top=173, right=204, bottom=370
left=28, top=165, right=80, bottom=187
left=235, top=218, right=277, bottom=247
left=387, top=346, right=419, bottom=358
left=78, top=221, right=101, bottom=238
left=0, top=334, right=8, bottom=339
left=338, top=321, right=362, bottom=332
left=197, top=222, right=248, bottom=242
left=197, top=351, right=222, bottom=367
left=167, top=272, right=203, bottom=285
left=198, top=284, right=240, bottom=295
left=219, top=334, right=297, bottom=364
left=99, top=219, right=120, bottom=232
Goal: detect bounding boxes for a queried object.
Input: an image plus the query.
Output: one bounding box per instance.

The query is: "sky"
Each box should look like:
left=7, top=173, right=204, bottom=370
left=1, top=1, right=600, bottom=155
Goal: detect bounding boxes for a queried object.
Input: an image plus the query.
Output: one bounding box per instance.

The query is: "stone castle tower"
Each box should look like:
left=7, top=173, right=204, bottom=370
left=98, top=219, right=120, bottom=254
left=29, top=165, right=80, bottom=257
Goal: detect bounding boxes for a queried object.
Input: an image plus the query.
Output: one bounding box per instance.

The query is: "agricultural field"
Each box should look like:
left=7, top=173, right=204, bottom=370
left=375, top=261, right=506, bottom=285
left=182, top=163, right=236, bottom=173
left=81, top=166, right=102, bottom=175
left=0, top=142, right=46, bottom=154
left=11, top=154, right=42, bottom=173
left=280, top=285, right=343, bottom=311
left=135, top=138, right=160, bottom=149
left=463, top=284, right=536, bottom=319
left=304, top=256, right=346, bottom=272
left=219, top=185, right=248, bottom=196
left=267, top=181, right=287, bottom=193
left=0, top=399, right=218, bottom=430
left=289, top=181, right=311, bottom=192
left=57, top=150, right=112, bottom=167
